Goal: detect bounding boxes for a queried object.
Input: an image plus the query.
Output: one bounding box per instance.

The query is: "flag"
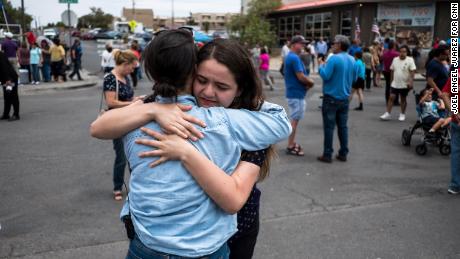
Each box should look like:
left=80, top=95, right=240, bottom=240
left=371, top=19, right=380, bottom=36
left=354, top=17, right=360, bottom=40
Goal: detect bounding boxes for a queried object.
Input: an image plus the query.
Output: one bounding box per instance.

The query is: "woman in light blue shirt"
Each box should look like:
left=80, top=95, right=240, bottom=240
left=91, top=30, right=291, bottom=259
left=29, top=43, right=42, bottom=84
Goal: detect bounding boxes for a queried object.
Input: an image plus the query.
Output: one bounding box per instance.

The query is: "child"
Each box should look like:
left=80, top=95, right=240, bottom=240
left=419, top=88, right=451, bottom=137
left=350, top=51, right=366, bottom=110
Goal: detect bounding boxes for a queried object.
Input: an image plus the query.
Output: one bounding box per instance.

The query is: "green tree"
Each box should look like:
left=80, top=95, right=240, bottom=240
left=77, top=7, right=113, bottom=29
left=186, top=12, right=197, bottom=26
left=203, top=21, right=210, bottom=33
left=228, top=0, right=281, bottom=46
left=0, top=1, right=33, bottom=31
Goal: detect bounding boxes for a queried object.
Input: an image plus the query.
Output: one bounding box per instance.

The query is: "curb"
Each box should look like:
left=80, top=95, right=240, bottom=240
left=1, top=70, right=99, bottom=97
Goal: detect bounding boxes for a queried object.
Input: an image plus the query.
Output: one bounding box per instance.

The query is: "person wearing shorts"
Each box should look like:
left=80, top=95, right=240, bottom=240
left=283, top=35, right=314, bottom=156
left=287, top=98, right=306, bottom=121
left=380, top=45, right=416, bottom=122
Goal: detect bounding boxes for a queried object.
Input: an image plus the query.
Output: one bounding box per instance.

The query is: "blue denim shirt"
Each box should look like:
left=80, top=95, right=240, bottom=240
left=121, top=95, right=291, bottom=257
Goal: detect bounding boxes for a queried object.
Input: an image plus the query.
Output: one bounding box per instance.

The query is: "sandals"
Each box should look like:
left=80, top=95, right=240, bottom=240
left=286, top=143, right=305, bottom=156
left=113, top=190, right=123, bottom=201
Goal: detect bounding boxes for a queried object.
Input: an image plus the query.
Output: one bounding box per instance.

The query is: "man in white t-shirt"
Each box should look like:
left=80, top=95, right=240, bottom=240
left=380, top=45, right=416, bottom=121
left=281, top=40, right=291, bottom=60
left=280, top=40, right=291, bottom=76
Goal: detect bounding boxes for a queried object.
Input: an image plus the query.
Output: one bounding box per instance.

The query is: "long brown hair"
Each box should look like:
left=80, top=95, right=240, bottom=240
left=197, top=39, right=276, bottom=181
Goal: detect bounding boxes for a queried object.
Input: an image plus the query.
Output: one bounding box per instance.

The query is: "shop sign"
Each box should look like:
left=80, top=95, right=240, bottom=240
left=378, top=3, right=435, bottom=26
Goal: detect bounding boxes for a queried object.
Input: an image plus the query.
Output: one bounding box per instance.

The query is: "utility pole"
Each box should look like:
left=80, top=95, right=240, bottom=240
left=67, top=2, right=71, bottom=46
left=132, top=0, right=135, bottom=20
left=20, top=0, right=25, bottom=40
left=171, top=0, right=174, bottom=29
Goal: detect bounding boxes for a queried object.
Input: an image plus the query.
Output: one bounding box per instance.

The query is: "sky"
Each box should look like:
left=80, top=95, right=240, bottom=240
left=9, top=0, right=241, bottom=26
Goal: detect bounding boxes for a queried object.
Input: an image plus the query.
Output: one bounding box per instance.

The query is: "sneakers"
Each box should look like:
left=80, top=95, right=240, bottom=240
left=448, top=187, right=460, bottom=195
left=398, top=114, right=406, bottom=121
left=380, top=112, right=391, bottom=120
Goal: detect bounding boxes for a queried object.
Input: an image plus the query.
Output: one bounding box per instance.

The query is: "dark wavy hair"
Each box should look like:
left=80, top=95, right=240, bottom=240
left=197, top=39, right=274, bottom=181
left=197, top=39, right=263, bottom=110
left=142, top=29, right=196, bottom=99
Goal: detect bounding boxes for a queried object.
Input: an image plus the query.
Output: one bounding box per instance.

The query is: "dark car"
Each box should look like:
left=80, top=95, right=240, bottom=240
left=81, top=32, right=96, bottom=40
left=94, top=31, right=122, bottom=40
left=71, top=30, right=81, bottom=37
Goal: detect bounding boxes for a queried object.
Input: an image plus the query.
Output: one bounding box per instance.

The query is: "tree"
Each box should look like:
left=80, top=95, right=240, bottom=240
left=186, top=12, right=197, bottom=26
left=0, top=1, right=33, bottom=31
left=203, top=22, right=210, bottom=33
left=228, top=0, right=281, bottom=46
left=77, top=7, right=113, bottom=29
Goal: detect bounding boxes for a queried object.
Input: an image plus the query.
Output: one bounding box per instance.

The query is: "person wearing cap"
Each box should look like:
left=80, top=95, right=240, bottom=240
left=0, top=32, right=18, bottom=71
left=317, top=35, right=358, bottom=163
left=283, top=35, right=314, bottom=156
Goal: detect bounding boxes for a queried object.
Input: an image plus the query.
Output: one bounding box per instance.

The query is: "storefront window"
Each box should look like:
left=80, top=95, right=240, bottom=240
left=340, top=10, right=352, bottom=37
left=278, top=15, right=302, bottom=46
left=304, top=12, right=332, bottom=41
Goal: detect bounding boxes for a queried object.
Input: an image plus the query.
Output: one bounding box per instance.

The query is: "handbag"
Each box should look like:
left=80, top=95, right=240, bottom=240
left=98, top=73, right=119, bottom=116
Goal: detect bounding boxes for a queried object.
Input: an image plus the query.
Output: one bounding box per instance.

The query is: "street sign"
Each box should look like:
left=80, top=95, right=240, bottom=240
left=59, top=0, right=78, bottom=3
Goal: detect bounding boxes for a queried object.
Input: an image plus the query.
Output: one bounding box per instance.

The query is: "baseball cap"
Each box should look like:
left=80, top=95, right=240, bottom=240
left=4, top=32, right=13, bottom=38
left=291, top=35, right=308, bottom=45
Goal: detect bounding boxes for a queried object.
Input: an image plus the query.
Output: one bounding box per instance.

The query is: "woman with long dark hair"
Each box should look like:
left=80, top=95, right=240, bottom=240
left=91, top=31, right=290, bottom=259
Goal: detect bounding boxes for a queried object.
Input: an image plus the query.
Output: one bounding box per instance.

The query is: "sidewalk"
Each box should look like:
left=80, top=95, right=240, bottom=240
left=1, top=69, right=98, bottom=97
left=269, top=55, right=426, bottom=81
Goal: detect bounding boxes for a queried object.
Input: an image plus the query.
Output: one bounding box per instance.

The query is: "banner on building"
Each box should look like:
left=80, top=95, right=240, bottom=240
left=377, top=3, right=436, bottom=48
left=377, top=3, right=436, bottom=26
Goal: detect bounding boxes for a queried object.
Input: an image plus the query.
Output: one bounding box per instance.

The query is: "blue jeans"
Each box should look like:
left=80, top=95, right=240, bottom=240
left=126, top=235, right=229, bottom=259
left=321, top=95, right=349, bottom=158
left=41, top=63, right=51, bottom=82
left=31, top=64, right=40, bottom=82
left=450, top=122, right=460, bottom=189
left=113, top=138, right=126, bottom=191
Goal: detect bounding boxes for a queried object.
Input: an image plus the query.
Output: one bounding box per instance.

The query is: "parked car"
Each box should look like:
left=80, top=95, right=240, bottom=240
left=71, top=30, right=81, bottom=37
left=43, top=28, right=57, bottom=39
left=177, top=26, right=212, bottom=43
left=94, top=31, right=122, bottom=40
left=212, top=31, right=229, bottom=39
left=81, top=32, right=96, bottom=40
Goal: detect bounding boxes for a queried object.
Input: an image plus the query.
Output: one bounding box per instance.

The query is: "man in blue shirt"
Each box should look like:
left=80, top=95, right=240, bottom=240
left=318, top=35, right=358, bottom=163
left=283, top=35, right=314, bottom=156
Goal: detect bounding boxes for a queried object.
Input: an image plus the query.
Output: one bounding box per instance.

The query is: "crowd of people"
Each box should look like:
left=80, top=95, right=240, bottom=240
left=278, top=35, right=457, bottom=197
left=0, top=31, right=86, bottom=121
left=0, top=32, right=84, bottom=85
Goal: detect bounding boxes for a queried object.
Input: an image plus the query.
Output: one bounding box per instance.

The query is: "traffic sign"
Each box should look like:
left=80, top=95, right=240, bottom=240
left=59, top=0, right=78, bottom=3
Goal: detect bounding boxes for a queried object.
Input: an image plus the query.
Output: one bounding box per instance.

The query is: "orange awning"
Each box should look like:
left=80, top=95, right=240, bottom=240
left=276, top=0, right=357, bottom=12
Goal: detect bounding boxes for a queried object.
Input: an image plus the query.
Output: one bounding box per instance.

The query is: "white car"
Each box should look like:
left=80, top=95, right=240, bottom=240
left=43, top=29, right=57, bottom=39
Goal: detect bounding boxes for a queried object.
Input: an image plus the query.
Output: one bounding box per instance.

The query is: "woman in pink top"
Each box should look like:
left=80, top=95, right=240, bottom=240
left=259, top=47, right=274, bottom=90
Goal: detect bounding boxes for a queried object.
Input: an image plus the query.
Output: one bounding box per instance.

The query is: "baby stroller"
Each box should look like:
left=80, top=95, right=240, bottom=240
left=401, top=90, right=451, bottom=156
